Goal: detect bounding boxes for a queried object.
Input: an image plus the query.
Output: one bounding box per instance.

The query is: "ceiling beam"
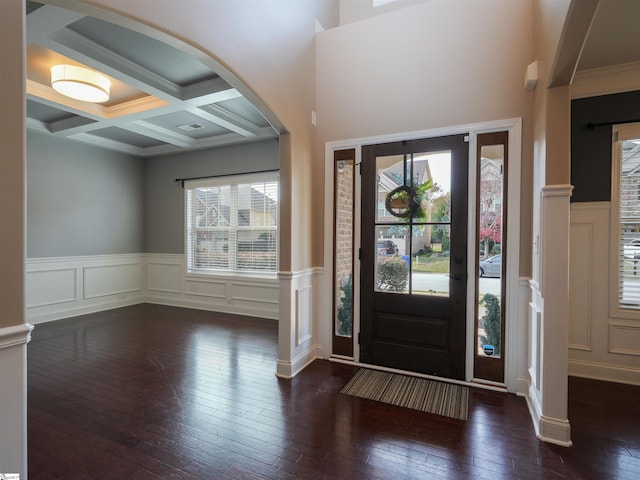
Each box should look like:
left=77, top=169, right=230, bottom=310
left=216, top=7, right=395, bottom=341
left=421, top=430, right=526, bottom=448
left=26, top=117, right=50, bottom=134
left=69, top=132, right=144, bottom=156
left=126, top=120, right=196, bottom=148
left=182, top=81, right=241, bottom=103
left=26, top=79, right=106, bottom=120
left=189, top=105, right=261, bottom=137
left=26, top=4, right=84, bottom=43
left=49, top=115, right=97, bottom=134
left=139, top=126, right=277, bottom=157
left=549, top=0, right=601, bottom=87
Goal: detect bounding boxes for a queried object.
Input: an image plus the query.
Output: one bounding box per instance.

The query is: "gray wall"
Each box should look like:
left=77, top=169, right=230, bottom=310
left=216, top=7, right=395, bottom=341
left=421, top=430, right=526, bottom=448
left=571, top=90, right=640, bottom=202
left=27, top=131, right=144, bottom=257
left=144, top=139, right=279, bottom=253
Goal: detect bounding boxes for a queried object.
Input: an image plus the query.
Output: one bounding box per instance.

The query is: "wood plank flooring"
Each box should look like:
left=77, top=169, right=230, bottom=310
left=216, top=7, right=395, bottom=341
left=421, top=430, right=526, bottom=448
left=27, top=304, right=640, bottom=479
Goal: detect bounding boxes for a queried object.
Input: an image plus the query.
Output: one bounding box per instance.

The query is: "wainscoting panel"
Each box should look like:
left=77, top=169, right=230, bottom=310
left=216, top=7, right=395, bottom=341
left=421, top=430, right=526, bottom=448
left=296, top=285, right=312, bottom=347
left=569, top=202, right=640, bottom=385
left=232, top=282, right=278, bottom=304
left=528, top=285, right=543, bottom=391
left=609, top=322, right=640, bottom=356
left=508, top=278, right=533, bottom=397
left=147, top=261, right=182, bottom=294
left=184, top=278, right=228, bottom=299
left=26, top=255, right=145, bottom=324
left=26, top=267, right=77, bottom=308
left=83, top=263, right=141, bottom=299
left=27, top=254, right=280, bottom=323
left=146, top=254, right=279, bottom=320
left=277, top=268, right=323, bottom=378
left=569, top=222, right=593, bottom=351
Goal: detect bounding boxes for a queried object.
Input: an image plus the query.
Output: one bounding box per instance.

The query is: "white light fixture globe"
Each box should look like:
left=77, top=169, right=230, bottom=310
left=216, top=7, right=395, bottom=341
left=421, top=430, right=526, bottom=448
left=51, top=64, right=111, bottom=103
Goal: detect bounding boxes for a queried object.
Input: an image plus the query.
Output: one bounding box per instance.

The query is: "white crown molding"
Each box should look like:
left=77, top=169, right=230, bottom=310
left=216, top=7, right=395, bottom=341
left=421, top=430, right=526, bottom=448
left=572, top=62, right=640, bottom=99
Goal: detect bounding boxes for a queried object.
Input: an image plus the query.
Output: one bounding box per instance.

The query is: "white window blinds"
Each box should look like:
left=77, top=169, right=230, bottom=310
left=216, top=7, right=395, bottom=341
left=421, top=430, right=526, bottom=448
left=613, top=124, right=640, bottom=310
left=186, top=172, right=278, bottom=275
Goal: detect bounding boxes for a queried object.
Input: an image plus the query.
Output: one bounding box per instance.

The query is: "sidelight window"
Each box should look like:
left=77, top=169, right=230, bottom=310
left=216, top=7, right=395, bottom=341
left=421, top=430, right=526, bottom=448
left=333, top=149, right=356, bottom=357
left=474, top=132, right=508, bottom=383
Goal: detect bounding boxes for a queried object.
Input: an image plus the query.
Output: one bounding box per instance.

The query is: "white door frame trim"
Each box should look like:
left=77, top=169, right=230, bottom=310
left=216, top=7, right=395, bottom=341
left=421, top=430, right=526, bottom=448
left=323, top=118, right=524, bottom=393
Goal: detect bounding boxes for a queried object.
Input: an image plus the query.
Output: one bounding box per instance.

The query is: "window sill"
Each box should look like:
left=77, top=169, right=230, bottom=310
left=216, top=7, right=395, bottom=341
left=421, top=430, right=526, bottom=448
left=185, top=270, right=278, bottom=283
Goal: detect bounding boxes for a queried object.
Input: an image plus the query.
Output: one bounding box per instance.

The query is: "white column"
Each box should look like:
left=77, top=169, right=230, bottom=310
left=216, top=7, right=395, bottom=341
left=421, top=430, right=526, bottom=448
left=528, top=184, right=573, bottom=446
left=0, top=326, right=33, bottom=477
left=0, top=0, right=29, bottom=476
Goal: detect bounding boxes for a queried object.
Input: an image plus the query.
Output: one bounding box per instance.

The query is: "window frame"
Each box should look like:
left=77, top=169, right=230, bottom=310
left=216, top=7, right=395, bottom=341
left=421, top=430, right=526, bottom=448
left=609, top=122, right=640, bottom=319
left=185, top=171, right=279, bottom=278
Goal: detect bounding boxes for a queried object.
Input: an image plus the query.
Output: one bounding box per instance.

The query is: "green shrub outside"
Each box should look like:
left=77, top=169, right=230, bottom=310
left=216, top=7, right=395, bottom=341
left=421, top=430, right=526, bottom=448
left=377, top=257, right=409, bottom=292
left=480, top=293, right=501, bottom=355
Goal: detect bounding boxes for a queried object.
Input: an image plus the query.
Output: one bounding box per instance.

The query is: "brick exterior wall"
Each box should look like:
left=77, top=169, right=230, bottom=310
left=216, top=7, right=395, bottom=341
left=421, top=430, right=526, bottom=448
left=334, top=161, right=354, bottom=334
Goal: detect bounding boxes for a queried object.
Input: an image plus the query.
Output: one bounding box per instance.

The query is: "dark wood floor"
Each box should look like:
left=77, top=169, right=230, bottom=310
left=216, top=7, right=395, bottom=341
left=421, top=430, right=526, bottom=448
left=27, top=304, right=639, bottom=479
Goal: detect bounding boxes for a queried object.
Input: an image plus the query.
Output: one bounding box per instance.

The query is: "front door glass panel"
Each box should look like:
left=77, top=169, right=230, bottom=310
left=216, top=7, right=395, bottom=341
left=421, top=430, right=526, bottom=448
left=374, top=151, right=452, bottom=296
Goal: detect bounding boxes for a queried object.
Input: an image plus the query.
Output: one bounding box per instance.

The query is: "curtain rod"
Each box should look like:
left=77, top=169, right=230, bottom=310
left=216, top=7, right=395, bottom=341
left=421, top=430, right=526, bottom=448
left=174, top=168, right=279, bottom=187
left=587, top=119, right=640, bottom=129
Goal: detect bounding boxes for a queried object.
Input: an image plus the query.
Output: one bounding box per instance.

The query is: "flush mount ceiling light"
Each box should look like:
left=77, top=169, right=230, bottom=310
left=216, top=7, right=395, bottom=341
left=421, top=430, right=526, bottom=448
left=51, top=64, right=111, bottom=103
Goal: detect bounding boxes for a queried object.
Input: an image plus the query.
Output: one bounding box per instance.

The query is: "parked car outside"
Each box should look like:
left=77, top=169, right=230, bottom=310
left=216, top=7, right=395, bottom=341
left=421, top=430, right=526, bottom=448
left=624, top=238, right=640, bottom=259
left=479, top=254, right=501, bottom=277
left=377, top=240, right=398, bottom=256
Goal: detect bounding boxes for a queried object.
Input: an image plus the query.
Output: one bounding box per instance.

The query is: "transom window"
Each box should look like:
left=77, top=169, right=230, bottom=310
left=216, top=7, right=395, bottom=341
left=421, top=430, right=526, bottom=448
left=185, top=172, right=278, bottom=275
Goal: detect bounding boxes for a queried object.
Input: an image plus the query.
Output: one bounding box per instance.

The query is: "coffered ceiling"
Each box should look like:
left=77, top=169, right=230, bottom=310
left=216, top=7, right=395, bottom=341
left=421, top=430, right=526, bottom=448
left=25, top=0, right=640, bottom=159
left=26, top=1, right=279, bottom=158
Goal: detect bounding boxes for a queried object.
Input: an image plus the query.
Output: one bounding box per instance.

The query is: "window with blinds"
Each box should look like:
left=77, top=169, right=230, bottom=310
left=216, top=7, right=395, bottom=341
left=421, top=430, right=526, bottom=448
left=613, top=124, right=640, bottom=312
left=186, top=173, right=278, bottom=275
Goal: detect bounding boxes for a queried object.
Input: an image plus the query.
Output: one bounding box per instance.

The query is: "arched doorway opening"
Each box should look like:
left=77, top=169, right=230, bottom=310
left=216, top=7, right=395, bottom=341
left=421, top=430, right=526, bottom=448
left=25, top=1, right=286, bottom=368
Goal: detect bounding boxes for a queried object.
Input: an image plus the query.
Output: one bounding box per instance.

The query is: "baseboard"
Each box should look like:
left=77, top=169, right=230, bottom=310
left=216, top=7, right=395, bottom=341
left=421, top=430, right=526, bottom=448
left=514, top=373, right=530, bottom=397
left=526, top=383, right=572, bottom=447
left=146, top=296, right=279, bottom=321
left=537, top=415, right=572, bottom=447
left=569, top=359, right=640, bottom=386
left=27, top=295, right=145, bottom=324
left=276, top=343, right=323, bottom=379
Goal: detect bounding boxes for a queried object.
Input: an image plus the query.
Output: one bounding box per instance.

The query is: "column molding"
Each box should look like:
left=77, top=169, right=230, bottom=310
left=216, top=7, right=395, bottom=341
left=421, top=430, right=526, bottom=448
left=527, top=183, right=573, bottom=446
left=0, top=324, right=33, bottom=476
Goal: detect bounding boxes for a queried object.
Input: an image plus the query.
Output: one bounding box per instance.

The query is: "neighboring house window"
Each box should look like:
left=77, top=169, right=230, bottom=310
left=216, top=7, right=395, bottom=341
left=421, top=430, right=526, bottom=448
left=612, top=123, right=640, bottom=313
left=185, top=172, right=278, bottom=275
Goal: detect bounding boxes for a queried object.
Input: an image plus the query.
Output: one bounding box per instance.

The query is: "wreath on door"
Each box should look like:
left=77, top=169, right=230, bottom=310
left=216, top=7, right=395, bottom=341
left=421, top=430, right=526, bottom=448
left=384, top=180, right=433, bottom=219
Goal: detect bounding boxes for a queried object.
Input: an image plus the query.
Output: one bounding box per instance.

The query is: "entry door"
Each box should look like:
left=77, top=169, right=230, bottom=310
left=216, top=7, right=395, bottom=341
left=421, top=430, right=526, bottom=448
left=360, top=135, right=469, bottom=380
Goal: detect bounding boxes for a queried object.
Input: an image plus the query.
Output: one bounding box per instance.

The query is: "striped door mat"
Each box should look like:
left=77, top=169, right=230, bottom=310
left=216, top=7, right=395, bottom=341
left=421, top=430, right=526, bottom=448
left=340, top=368, right=469, bottom=421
